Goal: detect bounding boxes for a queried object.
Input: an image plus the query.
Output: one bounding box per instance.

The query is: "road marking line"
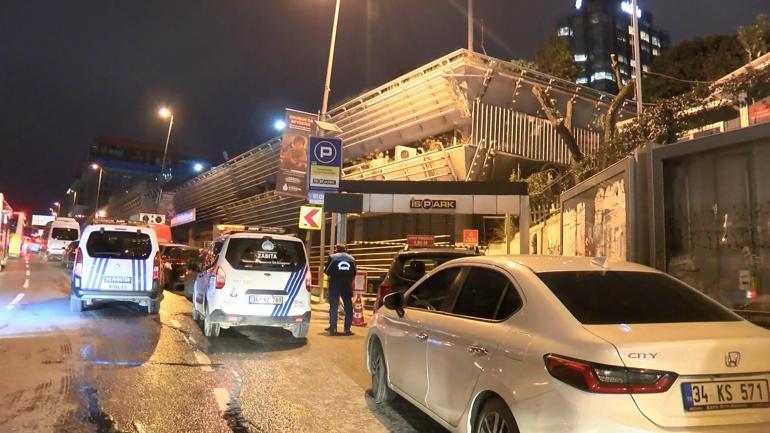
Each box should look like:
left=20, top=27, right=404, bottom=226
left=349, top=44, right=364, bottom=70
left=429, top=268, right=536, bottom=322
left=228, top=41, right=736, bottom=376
left=194, top=350, right=213, bottom=372
left=22, top=279, right=29, bottom=289
left=6, top=293, right=24, bottom=310
left=25, top=270, right=30, bottom=276
left=170, top=319, right=181, bottom=328
left=212, top=388, right=230, bottom=412
left=133, top=421, right=146, bottom=433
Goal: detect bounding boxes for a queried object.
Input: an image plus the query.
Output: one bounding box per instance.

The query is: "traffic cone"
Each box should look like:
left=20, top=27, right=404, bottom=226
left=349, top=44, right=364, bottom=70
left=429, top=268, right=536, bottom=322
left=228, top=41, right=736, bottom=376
left=351, top=294, right=367, bottom=327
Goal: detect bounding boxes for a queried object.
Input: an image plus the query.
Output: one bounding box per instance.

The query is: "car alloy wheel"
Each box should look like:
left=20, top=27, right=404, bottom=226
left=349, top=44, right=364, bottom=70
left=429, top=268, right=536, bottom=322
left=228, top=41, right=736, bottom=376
left=370, top=342, right=395, bottom=403
left=476, top=398, right=518, bottom=433
left=203, top=306, right=220, bottom=338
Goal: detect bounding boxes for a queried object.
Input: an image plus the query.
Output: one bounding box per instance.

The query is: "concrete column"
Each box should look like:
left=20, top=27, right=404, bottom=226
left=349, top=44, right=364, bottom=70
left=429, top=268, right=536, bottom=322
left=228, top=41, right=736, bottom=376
left=519, top=196, right=530, bottom=254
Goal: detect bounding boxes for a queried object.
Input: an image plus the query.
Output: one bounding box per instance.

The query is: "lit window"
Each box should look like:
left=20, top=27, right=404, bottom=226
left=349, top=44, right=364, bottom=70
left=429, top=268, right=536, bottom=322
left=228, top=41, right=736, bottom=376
left=620, top=1, right=642, bottom=18
left=652, top=36, right=660, bottom=47
left=628, top=25, right=634, bottom=35
left=617, top=55, right=627, bottom=63
left=590, top=71, right=615, bottom=82
left=574, top=53, right=587, bottom=62
left=558, top=26, right=573, bottom=37
left=576, top=77, right=589, bottom=84
left=642, top=65, right=649, bottom=72
left=630, top=59, right=636, bottom=67
left=640, top=31, right=650, bottom=42
left=641, top=44, right=650, bottom=52
left=653, top=48, right=660, bottom=56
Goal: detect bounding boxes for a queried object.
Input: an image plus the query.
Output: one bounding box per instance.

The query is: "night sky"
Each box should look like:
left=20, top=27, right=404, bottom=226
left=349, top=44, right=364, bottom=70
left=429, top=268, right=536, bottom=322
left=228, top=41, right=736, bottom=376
left=1, top=0, right=767, bottom=213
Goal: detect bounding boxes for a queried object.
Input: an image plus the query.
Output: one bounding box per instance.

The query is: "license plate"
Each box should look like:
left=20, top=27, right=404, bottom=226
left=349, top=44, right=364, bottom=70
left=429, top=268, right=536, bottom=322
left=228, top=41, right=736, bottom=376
left=248, top=295, right=283, bottom=305
left=682, top=380, right=770, bottom=411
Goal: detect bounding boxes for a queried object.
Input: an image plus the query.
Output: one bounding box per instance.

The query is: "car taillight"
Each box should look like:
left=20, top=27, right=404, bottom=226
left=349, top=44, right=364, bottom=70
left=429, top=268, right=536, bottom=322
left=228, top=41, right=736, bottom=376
left=305, top=270, right=312, bottom=292
left=375, top=281, right=392, bottom=309
left=74, top=248, right=83, bottom=277
left=215, top=266, right=226, bottom=289
left=153, top=252, right=160, bottom=281
left=544, top=354, right=677, bottom=394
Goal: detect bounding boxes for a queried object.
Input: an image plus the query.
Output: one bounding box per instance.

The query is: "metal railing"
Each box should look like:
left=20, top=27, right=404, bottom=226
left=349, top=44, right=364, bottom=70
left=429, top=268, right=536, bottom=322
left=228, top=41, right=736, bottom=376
left=342, top=144, right=458, bottom=181
left=471, top=101, right=601, bottom=165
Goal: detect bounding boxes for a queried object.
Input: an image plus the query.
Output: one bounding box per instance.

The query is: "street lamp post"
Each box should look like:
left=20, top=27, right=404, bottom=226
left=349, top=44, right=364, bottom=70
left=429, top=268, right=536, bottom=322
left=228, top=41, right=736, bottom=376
left=157, top=107, right=175, bottom=209
left=320, top=0, right=341, bottom=119
left=66, top=189, right=77, bottom=216
left=91, top=163, right=104, bottom=218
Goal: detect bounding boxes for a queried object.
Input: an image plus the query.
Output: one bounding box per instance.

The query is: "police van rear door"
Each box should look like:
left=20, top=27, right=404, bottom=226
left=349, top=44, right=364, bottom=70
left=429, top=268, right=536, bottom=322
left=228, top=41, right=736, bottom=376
left=222, top=236, right=307, bottom=316
left=83, top=228, right=154, bottom=292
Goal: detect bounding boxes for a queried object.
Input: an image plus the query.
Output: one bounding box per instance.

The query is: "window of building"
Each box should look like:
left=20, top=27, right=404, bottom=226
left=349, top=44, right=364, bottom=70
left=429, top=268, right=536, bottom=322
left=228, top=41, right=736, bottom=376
left=640, top=31, right=650, bottom=42
left=651, top=36, right=660, bottom=47
left=574, top=53, right=587, bottom=62
left=630, top=59, right=636, bottom=67
left=617, top=54, right=627, bottom=63
left=558, top=26, right=573, bottom=37
left=653, top=48, right=660, bottom=56
left=590, top=71, right=615, bottom=82
left=641, top=44, right=650, bottom=52
left=642, top=65, right=650, bottom=72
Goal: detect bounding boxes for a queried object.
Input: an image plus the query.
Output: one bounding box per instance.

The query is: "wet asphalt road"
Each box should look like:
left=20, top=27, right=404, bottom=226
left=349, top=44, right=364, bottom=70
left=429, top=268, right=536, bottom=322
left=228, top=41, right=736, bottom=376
left=0, top=255, right=447, bottom=433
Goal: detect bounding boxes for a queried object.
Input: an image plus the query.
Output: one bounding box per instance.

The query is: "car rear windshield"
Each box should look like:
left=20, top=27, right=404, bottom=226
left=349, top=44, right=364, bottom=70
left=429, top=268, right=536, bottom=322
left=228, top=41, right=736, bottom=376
left=225, top=238, right=305, bottom=271
left=52, top=228, right=78, bottom=241
left=164, top=247, right=199, bottom=262
left=537, top=271, right=741, bottom=325
left=395, top=253, right=472, bottom=280
left=86, top=231, right=152, bottom=260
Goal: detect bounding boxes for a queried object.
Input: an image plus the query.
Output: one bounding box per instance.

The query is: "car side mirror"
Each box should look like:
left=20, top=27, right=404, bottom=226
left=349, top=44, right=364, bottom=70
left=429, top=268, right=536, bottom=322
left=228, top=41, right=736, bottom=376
left=383, top=292, right=405, bottom=318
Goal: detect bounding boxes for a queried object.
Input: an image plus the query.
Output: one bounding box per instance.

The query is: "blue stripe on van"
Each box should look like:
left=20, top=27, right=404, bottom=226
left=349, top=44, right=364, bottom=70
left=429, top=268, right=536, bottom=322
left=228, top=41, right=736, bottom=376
left=95, top=258, right=109, bottom=290
left=271, top=270, right=299, bottom=317
left=85, top=258, right=99, bottom=289
left=131, top=260, right=136, bottom=291
left=279, top=266, right=307, bottom=317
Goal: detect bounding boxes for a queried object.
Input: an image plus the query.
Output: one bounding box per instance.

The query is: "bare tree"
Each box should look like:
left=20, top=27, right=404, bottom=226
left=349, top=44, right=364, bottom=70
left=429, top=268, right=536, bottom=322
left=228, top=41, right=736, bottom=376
left=598, top=54, right=636, bottom=169
left=531, top=86, right=582, bottom=161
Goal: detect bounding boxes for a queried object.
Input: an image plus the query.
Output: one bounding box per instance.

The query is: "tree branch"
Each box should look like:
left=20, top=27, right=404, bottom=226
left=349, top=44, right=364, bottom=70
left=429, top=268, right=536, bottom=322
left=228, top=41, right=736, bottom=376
left=531, top=86, right=582, bottom=161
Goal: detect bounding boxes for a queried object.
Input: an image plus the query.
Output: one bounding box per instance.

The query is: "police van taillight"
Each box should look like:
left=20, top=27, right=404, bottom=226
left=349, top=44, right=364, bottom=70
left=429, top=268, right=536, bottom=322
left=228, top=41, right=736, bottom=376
left=73, top=248, right=83, bottom=278
left=215, top=266, right=226, bottom=289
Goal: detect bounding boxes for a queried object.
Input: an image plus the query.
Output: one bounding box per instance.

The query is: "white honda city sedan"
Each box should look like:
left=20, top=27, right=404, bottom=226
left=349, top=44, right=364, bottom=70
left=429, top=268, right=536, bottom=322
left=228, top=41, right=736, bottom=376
left=366, top=256, right=770, bottom=433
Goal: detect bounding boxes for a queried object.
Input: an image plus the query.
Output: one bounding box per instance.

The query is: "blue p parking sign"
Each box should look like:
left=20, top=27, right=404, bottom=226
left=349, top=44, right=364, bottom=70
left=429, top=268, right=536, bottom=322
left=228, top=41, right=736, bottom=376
left=308, top=137, right=342, bottom=193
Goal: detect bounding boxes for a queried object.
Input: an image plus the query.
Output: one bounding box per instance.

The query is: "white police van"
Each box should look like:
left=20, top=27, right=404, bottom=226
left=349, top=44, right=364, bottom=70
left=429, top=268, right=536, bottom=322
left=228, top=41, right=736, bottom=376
left=192, top=226, right=311, bottom=338
left=70, top=221, right=162, bottom=314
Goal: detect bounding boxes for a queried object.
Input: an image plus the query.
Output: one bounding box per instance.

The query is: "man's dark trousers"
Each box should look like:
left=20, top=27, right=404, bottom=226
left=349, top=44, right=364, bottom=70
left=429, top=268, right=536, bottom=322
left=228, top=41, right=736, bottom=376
left=329, top=284, right=353, bottom=333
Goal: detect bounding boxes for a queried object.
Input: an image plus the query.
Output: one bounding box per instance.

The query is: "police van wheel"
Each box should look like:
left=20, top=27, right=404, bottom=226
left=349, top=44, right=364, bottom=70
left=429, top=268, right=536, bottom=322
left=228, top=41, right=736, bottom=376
left=70, top=296, right=84, bottom=313
left=147, top=300, right=160, bottom=315
left=291, top=323, right=309, bottom=339
left=203, top=308, right=220, bottom=338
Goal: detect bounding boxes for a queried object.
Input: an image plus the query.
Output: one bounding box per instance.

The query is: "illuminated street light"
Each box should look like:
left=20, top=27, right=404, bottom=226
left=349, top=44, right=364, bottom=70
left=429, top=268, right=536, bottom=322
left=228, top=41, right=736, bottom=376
left=156, top=106, right=175, bottom=210
left=193, top=162, right=204, bottom=173
left=90, top=163, right=105, bottom=218
left=52, top=201, right=61, bottom=216
left=273, top=119, right=287, bottom=131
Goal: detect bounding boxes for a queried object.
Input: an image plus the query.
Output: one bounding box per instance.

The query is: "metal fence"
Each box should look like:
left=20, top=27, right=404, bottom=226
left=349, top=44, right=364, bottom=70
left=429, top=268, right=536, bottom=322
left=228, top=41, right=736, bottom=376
left=471, top=101, right=600, bottom=165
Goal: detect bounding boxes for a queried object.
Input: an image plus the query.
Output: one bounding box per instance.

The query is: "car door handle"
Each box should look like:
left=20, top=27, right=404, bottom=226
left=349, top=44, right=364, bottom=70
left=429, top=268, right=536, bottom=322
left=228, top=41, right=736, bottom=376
left=467, top=345, right=488, bottom=355
left=416, top=332, right=428, bottom=341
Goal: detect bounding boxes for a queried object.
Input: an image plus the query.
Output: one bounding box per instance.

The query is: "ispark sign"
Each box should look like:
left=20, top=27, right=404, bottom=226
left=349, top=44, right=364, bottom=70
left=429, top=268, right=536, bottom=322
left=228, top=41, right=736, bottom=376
left=308, top=137, right=342, bottom=194
left=409, top=198, right=457, bottom=210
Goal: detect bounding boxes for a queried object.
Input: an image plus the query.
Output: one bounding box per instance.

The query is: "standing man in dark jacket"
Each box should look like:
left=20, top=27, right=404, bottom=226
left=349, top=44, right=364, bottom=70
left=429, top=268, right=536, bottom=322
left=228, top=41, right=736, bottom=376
left=324, top=244, right=356, bottom=336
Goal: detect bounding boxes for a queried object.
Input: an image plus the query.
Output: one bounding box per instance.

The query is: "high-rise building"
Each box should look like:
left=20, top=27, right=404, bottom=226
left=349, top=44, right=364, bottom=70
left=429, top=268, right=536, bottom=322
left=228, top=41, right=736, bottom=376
left=556, top=0, right=670, bottom=93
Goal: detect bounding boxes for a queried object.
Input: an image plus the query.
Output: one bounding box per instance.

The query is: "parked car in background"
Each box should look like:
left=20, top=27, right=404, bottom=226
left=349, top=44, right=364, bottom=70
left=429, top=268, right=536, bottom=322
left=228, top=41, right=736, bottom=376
left=61, top=241, right=79, bottom=270
left=375, top=247, right=477, bottom=308
left=161, top=244, right=200, bottom=291
left=367, top=256, right=770, bottom=433
left=735, top=295, right=770, bottom=329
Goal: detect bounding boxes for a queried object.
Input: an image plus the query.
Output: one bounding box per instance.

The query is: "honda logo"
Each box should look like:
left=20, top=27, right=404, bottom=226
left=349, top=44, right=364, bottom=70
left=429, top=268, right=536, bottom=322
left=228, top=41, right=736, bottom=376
left=725, top=351, right=741, bottom=368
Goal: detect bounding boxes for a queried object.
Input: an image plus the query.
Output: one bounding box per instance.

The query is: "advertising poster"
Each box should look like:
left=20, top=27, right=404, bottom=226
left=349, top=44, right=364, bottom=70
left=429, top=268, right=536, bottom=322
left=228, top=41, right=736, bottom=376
left=276, top=109, right=317, bottom=198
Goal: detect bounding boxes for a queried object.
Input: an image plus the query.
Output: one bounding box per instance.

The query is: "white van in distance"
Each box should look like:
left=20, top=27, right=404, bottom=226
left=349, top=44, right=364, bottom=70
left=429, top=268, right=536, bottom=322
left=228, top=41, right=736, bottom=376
left=43, top=217, right=80, bottom=260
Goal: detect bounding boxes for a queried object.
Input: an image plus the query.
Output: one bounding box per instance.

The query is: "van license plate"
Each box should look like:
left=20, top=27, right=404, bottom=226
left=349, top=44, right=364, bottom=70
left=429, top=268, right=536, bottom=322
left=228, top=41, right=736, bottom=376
left=248, top=295, right=283, bottom=305
left=682, top=380, right=770, bottom=411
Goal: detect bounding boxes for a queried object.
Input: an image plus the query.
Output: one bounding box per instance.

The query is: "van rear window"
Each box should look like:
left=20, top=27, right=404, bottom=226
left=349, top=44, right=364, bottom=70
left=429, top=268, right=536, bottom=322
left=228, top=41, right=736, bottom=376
left=86, top=231, right=152, bottom=260
left=225, top=238, right=305, bottom=271
left=52, top=228, right=79, bottom=241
